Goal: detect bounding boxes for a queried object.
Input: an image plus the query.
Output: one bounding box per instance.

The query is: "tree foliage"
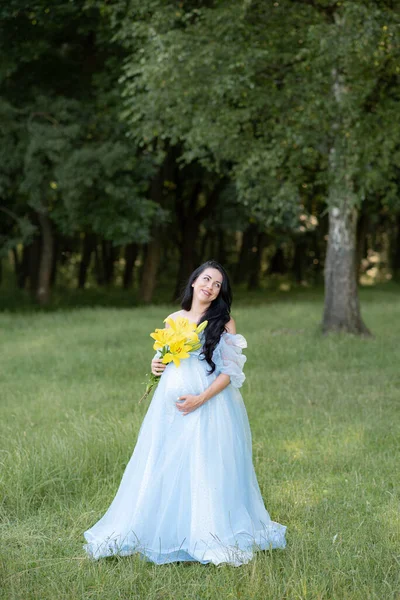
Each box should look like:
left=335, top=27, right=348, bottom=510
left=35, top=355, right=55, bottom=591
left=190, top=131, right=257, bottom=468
left=1, top=0, right=399, bottom=310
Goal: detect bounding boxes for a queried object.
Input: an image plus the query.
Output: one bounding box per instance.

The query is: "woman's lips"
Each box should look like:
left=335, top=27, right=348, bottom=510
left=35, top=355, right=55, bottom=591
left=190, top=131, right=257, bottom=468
left=201, top=289, right=211, bottom=297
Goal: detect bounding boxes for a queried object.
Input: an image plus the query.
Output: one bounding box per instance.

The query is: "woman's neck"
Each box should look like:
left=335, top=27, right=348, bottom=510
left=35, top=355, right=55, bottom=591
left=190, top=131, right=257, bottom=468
left=184, top=297, right=209, bottom=323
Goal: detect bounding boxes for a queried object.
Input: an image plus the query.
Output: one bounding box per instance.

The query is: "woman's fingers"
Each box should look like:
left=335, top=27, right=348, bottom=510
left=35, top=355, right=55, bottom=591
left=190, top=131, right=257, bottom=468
left=176, top=397, right=185, bottom=411
left=151, top=359, right=166, bottom=375
left=176, top=396, right=194, bottom=415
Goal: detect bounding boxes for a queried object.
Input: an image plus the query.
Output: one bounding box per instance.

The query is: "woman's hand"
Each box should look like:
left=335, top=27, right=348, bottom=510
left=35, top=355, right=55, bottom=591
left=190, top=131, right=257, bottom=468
left=176, top=394, right=204, bottom=416
left=151, top=358, right=166, bottom=376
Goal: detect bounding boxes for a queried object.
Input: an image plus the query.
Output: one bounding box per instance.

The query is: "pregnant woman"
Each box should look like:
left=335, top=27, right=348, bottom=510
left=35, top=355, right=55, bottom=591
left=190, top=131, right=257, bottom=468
left=84, top=260, right=286, bottom=566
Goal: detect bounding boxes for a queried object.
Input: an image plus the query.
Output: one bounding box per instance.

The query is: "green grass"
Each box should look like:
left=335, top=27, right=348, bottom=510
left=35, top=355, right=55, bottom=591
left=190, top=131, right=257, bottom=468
left=1, top=290, right=400, bottom=599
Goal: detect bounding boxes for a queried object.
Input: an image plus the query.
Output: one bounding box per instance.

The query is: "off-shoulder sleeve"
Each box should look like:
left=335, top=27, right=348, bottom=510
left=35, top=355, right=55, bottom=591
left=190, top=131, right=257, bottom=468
left=212, top=332, right=247, bottom=388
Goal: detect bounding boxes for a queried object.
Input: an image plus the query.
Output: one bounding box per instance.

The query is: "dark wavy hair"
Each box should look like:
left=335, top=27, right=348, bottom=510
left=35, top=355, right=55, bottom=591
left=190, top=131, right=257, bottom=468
left=180, top=260, right=232, bottom=373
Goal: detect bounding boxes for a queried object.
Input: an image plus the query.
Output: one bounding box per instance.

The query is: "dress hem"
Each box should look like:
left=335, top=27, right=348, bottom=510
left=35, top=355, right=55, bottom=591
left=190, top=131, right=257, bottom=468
left=83, top=523, right=287, bottom=567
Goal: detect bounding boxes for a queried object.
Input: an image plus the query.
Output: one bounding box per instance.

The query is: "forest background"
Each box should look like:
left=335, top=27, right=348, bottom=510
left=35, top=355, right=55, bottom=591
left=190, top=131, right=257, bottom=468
left=1, top=0, right=400, bottom=334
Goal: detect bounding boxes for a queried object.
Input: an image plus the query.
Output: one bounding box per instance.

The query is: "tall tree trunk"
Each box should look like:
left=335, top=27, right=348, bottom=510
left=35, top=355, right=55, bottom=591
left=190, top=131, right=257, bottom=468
left=101, top=240, right=116, bottom=285
left=269, top=246, right=286, bottom=274
left=174, top=219, right=200, bottom=300
left=140, top=238, right=161, bottom=303
left=94, top=243, right=104, bottom=285
left=322, top=205, right=370, bottom=334
left=292, top=237, right=307, bottom=284
left=28, top=237, right=41, bottom=296
left=138, top=146, right=179, bottom=303
left=78, top=233, right=96, bottom=289
left=173, top=180, right=221, bottom=300
left=248, top=232, right=268, bottom=290
left=50, top=233, right=58, bottom=287
left=322, top=63, right=370, bottom=335
left=123, top=243, right=139, bottom=290
left=234, top=224, right=257, bottom=284
left=36, top=212, right=53, bottom=306
left=173, top=181, right=202, bottom=299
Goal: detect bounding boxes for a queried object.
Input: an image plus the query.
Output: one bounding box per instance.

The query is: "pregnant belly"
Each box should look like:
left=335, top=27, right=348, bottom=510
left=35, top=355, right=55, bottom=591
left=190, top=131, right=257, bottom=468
left=161, top=356, right=211, bottom=399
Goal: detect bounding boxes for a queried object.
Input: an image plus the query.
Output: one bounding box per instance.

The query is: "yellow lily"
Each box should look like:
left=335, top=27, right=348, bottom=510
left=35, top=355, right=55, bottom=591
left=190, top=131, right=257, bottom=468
left=162, top=339, right=192, bottom=367
left=188, top=340, right=202, bottom=351
left=139, top=317, right=208, bottom=404
left=150, top=327, right=178, bottom=350
left=163, top=316, right=208, bottom=343
left=164, top=316, right=197, bottom=333
left=195, top=320, right=208, bottom=334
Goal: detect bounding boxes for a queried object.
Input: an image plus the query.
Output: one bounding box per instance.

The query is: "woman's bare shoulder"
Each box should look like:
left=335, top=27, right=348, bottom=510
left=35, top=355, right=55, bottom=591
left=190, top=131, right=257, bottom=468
left=225, top=317, right=236, bottom=334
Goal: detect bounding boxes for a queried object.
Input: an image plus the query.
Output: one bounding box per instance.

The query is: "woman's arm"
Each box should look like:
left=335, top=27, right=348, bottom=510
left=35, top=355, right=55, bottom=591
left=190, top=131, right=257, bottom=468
left=225, top=317, right=236, bottom=334
left=176, top=373, right=231, bottom=416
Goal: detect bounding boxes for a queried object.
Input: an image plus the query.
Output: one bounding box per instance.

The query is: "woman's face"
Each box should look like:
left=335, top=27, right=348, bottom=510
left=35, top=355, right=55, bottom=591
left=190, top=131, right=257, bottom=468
left=192, top=268, right=223, bottom=304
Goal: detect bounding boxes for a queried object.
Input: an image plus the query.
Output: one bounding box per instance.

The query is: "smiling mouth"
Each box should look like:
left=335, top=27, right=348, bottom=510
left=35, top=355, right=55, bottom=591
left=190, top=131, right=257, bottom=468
left=201, top=289, right=211, bottom=297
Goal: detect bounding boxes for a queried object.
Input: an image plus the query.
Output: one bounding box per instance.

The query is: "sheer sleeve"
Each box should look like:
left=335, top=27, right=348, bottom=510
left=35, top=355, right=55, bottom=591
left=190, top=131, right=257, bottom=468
left=212, top=332, right=247, bottom=388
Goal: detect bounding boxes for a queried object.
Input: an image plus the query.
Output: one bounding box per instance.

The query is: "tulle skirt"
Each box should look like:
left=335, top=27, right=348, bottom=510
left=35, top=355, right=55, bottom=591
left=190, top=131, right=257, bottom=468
left=83, top=354, right=286, bottom=566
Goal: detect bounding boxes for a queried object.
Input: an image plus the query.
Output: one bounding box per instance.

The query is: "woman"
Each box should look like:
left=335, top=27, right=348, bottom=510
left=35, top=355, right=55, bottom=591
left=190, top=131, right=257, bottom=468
left=84, top=260, right=286, bottom=566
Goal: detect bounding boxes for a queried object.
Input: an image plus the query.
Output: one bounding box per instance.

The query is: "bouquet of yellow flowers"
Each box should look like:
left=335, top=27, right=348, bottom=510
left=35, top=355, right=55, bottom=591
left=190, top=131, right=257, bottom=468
left=139, top=316, right=208, bottom=403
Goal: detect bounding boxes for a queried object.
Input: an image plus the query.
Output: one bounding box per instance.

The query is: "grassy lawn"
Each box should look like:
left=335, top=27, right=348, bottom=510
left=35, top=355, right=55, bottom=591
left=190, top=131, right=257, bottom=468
left=1, top=289, right=399, bottom=599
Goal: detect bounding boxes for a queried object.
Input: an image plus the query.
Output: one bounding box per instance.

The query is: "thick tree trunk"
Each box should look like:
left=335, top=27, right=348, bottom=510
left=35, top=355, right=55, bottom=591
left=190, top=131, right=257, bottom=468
left=323, top=62, right=371, bottom=335
left=140, top=238, right=161, bottom=303
left=102, top=240, right=116, bottom=285
left=269, top=246, right=286, bottom=274
left=78, top=233, right=96, bottom=289
left=234, top=224, right=257, bottom=284
left=292, top=237, right=307, bottom=284
left=36, top=212, right=54, bottom=306
left=322, top=205, right=370, bottom=334
left=123, top=243, right=139, bottom=290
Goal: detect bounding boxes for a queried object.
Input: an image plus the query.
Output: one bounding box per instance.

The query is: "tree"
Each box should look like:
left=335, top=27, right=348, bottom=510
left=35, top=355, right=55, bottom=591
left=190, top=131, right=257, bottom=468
left=0, top=1, right=160, bottom=303
left=115, top=0, right=400, bottom=331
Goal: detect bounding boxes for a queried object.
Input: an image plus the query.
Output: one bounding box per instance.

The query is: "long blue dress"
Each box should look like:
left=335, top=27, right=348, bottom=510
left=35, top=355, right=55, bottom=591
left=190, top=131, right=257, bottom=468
left=84, top=332, right=286, bottom=566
